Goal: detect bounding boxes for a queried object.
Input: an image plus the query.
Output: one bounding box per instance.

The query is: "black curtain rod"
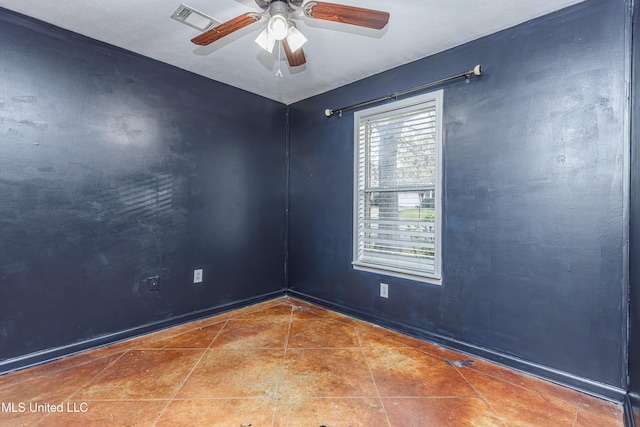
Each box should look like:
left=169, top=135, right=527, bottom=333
left=324, top=64, right=483, bottom=117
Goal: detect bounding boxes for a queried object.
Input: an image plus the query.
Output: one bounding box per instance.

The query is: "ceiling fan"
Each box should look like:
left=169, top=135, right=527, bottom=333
left=189, top=0, right=390, bottom=67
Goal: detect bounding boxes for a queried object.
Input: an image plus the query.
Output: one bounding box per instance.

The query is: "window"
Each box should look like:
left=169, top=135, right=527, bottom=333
left=353, top=90, right=442, bottom=284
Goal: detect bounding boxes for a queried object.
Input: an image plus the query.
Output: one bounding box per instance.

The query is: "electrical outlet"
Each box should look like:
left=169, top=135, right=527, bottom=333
left=380, top=282, right=389, bottom=298
left=147, top=276, right=160, bottom=291
left=193, top=269, right=203, bottom=284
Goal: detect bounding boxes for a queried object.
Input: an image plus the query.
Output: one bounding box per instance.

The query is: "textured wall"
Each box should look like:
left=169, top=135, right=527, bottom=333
left=288, top=0, right=629, bottom=394
left=0, top=9, right=286, bottom=365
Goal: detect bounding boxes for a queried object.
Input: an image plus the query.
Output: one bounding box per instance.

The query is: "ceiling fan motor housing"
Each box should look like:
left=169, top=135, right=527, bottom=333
left=269, top=1, right=290, bottom=16
left=255, top=0, right=303, bottom=11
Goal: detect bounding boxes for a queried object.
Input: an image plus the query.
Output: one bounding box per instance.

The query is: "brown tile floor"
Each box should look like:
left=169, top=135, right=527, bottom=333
left=0, top=297, right=623, bottom=426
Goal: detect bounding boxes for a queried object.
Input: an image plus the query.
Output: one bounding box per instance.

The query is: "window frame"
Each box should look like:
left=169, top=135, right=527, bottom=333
left=352, top=90, right=443, bottom=285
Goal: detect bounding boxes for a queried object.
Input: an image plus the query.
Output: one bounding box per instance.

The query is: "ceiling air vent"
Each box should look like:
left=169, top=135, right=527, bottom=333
left=171, top=4, right=219, bottom=31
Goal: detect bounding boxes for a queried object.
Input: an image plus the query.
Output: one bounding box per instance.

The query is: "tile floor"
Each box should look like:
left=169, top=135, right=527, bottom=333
left=0, top=297, right=623, bottom=426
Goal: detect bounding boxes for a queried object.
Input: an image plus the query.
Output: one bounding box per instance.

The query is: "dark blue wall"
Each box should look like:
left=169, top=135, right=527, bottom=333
left=288, top=0, right=629, bottom=397
left=0, top=9, right=286, bottom=368
left=629, top=0, right=640, bottom=421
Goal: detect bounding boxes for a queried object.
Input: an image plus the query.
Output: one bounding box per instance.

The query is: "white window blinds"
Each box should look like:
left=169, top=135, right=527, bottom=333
left=353, top=91, right=442, bottom=283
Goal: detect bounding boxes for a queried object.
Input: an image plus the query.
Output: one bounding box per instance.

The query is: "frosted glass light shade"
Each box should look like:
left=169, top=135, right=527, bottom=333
left=286, top=25, right=307, bottom=52
left=255, top=28, right=275, bottom=53
left=268, top=14, right=288, bottom=40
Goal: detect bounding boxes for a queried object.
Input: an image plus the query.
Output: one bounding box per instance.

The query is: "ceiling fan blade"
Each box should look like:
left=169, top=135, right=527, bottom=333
left=304, top=2, right=389, bottom=30
left=191, top=13, right=259, bottom=46
left=283, top=37, right=307, bottom=67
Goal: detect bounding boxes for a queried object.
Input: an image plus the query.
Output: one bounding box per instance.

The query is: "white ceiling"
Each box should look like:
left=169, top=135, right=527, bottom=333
left=0, top=0, right=585, bottom=105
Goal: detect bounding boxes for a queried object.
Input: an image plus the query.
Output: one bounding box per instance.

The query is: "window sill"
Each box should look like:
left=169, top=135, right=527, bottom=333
left=352, top=261, right=442, bottom=285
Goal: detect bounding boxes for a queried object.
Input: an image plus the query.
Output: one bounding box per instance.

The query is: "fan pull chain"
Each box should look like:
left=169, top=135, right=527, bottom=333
left=275, top=42, right=283, bottom=78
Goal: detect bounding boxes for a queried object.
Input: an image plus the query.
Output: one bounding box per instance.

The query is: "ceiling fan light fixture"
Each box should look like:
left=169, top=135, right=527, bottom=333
left=286, top=25, right=307, bottom=53
left=186, top=0, right=389, bottom=70
left=255, top=27, right=276, bottom=53
left=267, top=13, right=289, bottom=40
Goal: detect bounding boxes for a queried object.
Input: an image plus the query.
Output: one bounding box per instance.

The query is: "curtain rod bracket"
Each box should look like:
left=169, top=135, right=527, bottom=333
left=324, top=64, right=483, bottom=118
